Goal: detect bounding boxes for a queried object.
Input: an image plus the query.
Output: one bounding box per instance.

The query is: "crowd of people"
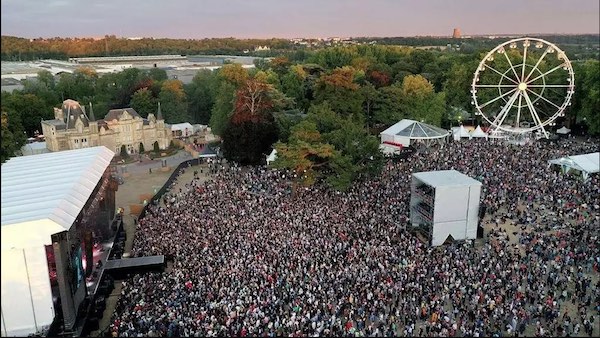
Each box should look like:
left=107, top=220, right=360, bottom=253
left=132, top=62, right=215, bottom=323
left=109, top=137, right=599, bottom=337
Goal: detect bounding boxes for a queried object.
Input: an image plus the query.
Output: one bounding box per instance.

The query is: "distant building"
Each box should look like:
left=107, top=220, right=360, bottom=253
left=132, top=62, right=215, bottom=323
left=254, top=45, right=271, bottom=52
left=41, top=99, right=172, bottom=154
left=452, top=28, right=461, bottom=39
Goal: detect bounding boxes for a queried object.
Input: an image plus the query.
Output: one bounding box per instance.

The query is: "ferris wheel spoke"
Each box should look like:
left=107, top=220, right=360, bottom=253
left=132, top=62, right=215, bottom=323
left=521, top=44, right=528, bottom=81
left=524, top=49, right=549, bottom=82
left=525, top=89, right=562, bottom=110
left=526, top=84, right=571, bottom=88
left=474, top=84, right=519, bottom=88
left=526, top=64, right=566, bottom=84
left=515, top=94, right=523, bottom=128
left=523, top=91, right=548, bottom=136
left=478, top=88, right=518, bottom=109
left=491, top=90, right=520, bottom=127
left=483, top=64, right=519, bottom=84
left=503, top=51, right=521, bottom=82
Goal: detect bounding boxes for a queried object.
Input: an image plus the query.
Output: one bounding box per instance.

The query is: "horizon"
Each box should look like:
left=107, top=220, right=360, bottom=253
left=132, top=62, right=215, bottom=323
left=2, top=0, right=598, bottom=39
left=4, top=32, right=600, bottom=41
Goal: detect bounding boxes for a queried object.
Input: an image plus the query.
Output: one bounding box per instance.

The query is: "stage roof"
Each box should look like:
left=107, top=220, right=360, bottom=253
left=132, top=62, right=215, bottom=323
left=1, top=147, right=114, bottom=248
left=413, top=170, right=482, bottom=188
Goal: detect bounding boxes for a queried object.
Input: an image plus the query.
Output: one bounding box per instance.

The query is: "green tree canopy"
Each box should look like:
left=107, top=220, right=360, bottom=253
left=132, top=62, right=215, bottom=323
left=158, top=79, right=190, bottom=123
left=129, top=88, right=157, bottom=118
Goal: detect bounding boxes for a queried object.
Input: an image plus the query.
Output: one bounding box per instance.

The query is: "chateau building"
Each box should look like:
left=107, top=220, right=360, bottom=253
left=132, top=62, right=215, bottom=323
left=41, top=99, right=172, bottom=154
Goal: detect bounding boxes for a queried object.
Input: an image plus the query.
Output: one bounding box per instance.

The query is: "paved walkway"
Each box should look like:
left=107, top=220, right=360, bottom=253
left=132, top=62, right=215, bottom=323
left=91, top=150, right=198, bottom=337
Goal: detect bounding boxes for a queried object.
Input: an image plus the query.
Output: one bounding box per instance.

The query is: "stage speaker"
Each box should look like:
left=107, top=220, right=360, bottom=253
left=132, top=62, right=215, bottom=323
left=85, top=231, right=93, bottom=276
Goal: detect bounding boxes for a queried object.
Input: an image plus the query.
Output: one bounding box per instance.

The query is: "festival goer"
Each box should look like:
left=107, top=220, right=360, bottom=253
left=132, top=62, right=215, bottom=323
left=110, top=138, right=599, bottom=337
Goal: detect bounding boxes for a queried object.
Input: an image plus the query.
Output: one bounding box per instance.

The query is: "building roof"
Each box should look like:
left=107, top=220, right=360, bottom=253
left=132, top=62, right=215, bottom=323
left=42, top=119, right=66, bottom=126
left=381, top=119, right=450, bottom=139
left=1, top=147, right=114, bottom=246
left=549, top=152, right=600, bottom=174
left=170, top=122, right=194, bottom=132
left=104, top=108, right=141, bottom=121
left=413, top=170, right=482, bottom=188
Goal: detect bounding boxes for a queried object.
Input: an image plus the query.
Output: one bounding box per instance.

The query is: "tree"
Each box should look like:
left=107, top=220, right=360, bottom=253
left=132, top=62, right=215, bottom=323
left=222, top=117, right=279, bottom=165
left=306, top=103, right=343, bottom=135
left=147, top=68, right=168, bottom=82
left=187, top=70, right=218, bottom=124
left=231, top=78, right=274, bottom=124
left=325, top=117, right=384, bottom=178
left=209, top=82, right=236, bottom=136
left=314, top=67, right=363, bottom=117
left=273, top=110, right=305, bottom=143
left=1, top=92, right=52, bottom=136
left=22, top=70, right=60, bottom=107
left=400, top=75, right=446, bottom=126
left=359, top=83, right=378, bottom=129
left=272, top=121, right=336, bottom=186
left=575, top=60, right=600, bottom=134
left=218, top=63, right=249, bottom=86
left=129, top=88, right=156, bottom=118
left=1, top=111, right=26, bottom=163
left=443, top=56, right=479, bottom=112
left=158, top=79, right=190, bottom=123
left=373, top=84, right=404, bottom=125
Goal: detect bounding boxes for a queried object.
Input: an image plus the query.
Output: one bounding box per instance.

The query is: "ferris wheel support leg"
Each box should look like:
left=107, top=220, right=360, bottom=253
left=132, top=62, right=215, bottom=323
left=491, top=91, right=520, bottom=128
left=523, top=91, right=549, bottom=139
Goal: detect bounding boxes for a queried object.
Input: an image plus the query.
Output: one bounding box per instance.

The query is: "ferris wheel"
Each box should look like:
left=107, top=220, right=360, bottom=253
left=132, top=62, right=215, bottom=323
left=471, top=37, right=575, bottom=138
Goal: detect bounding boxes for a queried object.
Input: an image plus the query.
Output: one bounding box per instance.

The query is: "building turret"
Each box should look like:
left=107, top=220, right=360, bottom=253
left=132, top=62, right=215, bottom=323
left=88, top=102, right=96, bottom=122
left=88, top=102, right=98, bottom=134
left=156, top=102, right=164, bottom=121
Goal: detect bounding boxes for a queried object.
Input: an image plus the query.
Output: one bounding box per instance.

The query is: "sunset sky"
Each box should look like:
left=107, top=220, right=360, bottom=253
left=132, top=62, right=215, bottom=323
left=2, top=0, right=598, bottom=39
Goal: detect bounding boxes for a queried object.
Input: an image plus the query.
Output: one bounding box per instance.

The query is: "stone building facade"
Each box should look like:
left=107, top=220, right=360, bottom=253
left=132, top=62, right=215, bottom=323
left=41, top=99, right=172, bottom=154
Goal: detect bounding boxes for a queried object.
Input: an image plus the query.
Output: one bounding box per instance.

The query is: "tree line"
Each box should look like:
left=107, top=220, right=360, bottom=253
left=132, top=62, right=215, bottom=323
left=2, top=44, right=598, bottom=191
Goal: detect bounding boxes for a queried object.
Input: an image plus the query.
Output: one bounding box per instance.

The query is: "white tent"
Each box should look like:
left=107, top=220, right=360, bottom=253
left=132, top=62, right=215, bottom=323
left=548, top=152, right=599, bottom=180
left=470, top=125, right=488, bottom=139
left=20, top=142, right=49, bottom=156
left=266, top=149, right=278, bottom=165
left=556, top=126, right=571, bottom=135
left=452, top=125, right=471, bottom=140
left=380, top=119, right=450, bottom=154
left=170, top=122, right=194, bottom=137
left=1, top=146, right=114, bottom=337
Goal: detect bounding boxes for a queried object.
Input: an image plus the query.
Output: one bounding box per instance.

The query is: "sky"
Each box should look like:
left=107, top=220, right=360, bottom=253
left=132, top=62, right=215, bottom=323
left=1, top=0, right=598, bottom=39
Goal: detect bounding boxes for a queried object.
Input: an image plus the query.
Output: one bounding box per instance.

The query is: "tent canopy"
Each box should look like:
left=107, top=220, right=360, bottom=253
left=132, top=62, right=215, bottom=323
left=1, top=146, right=114, bottom=248
left=452, top=125, right=471, bottom=140
left=381, top=119, right=450, bottom=139
left=470, top=125, right=488, bottom=138
left=381, top=119, right=450, bottom=148
left=1, top=146, right=114, bottom=337
left=548, top=152, right=599, bottom=180
left=556, top=126, right=571, bottom=134
left=266, top=149, right=278, bottom=165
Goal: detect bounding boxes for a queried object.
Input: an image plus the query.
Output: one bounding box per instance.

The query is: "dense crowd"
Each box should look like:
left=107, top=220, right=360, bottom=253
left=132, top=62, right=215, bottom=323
left=109, top=137, right=599, bottom=337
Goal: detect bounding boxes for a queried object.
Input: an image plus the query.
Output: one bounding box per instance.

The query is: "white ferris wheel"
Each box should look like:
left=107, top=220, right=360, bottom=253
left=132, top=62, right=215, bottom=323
left=471, top=37, right=575, bottom=139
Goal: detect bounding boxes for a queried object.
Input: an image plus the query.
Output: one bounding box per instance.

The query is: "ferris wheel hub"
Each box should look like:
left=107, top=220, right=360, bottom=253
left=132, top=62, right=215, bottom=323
left=518, top=82, right=527, bottom=91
